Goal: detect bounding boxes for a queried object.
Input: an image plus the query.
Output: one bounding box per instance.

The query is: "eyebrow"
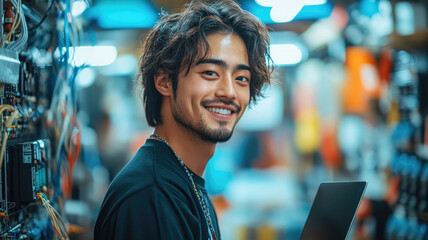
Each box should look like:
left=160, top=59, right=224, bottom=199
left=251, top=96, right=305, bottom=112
left=196, top=58, right=251, bottom=71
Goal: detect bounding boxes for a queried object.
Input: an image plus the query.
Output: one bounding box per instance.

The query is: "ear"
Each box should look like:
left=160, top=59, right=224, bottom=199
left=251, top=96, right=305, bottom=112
left=154, top=69, right=173, bottom=97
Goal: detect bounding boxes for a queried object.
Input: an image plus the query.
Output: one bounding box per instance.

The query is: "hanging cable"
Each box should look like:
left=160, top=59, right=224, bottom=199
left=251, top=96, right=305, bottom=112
left=29, top=0, right=55, bottom=32
left=0, top=105, right=20, bottom=170
left=9, top=0, right=28, bottom=50
left=36, top=192, right=70, bottom=240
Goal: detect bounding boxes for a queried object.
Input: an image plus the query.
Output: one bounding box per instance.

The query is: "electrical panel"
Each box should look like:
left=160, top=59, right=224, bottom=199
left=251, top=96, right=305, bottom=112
left=385, top=51, right=428, bottom=240
left=1, top=0, right=81, bottom=239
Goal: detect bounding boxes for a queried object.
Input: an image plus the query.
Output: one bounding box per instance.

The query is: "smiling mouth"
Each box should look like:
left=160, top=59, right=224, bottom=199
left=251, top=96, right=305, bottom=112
left=206, top=107, right=233, bottom=115
left=201, top=99, right=241, bottom=116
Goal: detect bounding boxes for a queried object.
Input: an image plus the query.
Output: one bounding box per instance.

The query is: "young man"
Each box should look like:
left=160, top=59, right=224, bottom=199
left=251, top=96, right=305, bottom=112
left=94, top=0, right=272, bottom=239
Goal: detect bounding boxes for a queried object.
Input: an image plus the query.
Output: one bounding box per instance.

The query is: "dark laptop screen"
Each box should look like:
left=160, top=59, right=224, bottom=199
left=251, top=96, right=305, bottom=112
left=299, top=181, right=367, bottom=240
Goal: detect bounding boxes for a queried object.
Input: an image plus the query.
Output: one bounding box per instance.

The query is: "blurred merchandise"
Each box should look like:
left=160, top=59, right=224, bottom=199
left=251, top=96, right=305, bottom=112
left=2, top=0, right=426, bottom=239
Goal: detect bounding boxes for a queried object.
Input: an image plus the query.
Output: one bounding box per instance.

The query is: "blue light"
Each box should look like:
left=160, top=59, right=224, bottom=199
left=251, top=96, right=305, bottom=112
left=242, top=0, right=333, bottom=24
left=359, top=0, right=380, bottom=18
left=294, top=3, right=334, bottom=21
left=85, top=1, right=158, bottom=29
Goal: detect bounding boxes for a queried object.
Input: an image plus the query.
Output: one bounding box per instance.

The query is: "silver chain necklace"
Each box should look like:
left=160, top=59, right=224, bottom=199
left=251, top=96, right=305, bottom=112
left=150, top=134, right=218, bottom=240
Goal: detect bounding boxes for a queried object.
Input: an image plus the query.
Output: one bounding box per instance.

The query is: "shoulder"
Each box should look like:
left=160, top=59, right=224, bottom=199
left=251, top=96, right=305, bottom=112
left=94, top=184, right=200, bottom=240
left=94, top=140, right=203, bottom=239
left=95, top=140, right=197, bottom=222
left=106, top=145, right=155, bottom=199
left=104, top=141, right=192, bottom=207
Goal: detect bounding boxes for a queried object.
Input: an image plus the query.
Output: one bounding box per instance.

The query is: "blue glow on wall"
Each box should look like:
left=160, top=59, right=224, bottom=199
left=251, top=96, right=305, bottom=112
left=242, top=1, right=334, bottom=24
left=86, top=1, right=158, bottom=29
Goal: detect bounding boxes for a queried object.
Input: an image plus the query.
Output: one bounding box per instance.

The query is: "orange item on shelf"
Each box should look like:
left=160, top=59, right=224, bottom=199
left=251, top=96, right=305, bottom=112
left=378, top=48, right=393, bottom=85
left=211, top=195, right=229, bottom=219
left=355, top=198, right=372, bottom=219
left=320, top=122, right=342, bottom=170
left=386, top=176, right=400, bottom=205
left=343, top=47, right=381, bottom=114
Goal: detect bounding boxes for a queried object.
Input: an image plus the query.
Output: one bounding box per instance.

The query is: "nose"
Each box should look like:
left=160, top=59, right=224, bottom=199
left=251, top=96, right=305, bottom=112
left=215, top=74, right=237, bottom=100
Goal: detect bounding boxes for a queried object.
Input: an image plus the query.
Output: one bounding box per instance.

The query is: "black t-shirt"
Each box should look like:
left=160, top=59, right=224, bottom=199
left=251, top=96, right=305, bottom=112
left=94, top=139, right=221, bottom=240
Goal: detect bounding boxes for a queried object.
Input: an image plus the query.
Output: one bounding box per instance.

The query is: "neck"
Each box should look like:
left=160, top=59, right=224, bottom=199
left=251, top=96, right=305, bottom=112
left=153, top=125, right=216, bottom=177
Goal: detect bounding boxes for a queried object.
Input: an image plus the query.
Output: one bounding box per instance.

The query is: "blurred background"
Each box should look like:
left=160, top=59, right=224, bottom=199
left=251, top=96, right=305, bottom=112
left=1, top=0, right=428, bottom=239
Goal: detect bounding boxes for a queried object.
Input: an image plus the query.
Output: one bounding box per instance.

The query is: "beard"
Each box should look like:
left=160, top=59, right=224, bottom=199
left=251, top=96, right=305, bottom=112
left=171, top=101, right=237, bottom=143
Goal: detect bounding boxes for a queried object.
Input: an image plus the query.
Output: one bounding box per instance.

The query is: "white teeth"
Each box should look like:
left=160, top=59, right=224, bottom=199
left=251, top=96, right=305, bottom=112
left=207, top=107, right=232, bottom=115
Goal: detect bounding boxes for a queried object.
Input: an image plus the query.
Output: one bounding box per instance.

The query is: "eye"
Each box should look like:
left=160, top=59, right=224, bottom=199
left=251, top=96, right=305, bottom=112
left=203, top=71, right=218, bottom=77
left=236, top=76, right=249, bottom=83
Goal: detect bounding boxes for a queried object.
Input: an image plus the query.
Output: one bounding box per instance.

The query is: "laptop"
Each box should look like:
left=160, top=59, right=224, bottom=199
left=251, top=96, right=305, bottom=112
left=299, top=181, right=367, bottom=240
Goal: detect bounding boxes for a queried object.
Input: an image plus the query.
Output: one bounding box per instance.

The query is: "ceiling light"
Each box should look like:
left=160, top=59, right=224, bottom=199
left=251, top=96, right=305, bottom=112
left=254, top=0, right=276, bottom=7
left=270, top=1, right=304, bottom=22
left=270, top=44, right=303, bottom=66
left=72, top=0, right=88, bottom=16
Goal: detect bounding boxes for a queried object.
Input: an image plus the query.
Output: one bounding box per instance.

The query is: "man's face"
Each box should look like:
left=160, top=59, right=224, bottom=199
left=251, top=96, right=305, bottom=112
left=171, top=33, right=251, bottom=143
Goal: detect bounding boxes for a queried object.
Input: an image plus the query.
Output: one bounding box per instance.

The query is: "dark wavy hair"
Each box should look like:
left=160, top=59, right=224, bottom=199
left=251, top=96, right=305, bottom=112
left=139, top=0, right=273, bottom=127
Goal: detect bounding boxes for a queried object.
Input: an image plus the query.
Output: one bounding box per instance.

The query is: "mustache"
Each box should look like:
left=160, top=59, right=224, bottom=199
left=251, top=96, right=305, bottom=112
left=201, top=99, right=242, bottom=114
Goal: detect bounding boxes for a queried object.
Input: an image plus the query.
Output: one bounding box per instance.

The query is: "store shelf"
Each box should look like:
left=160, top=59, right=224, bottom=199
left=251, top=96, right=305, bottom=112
left=388, top=30, right=428, bottom=51
left=417, top=145, right=428, bottom=161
